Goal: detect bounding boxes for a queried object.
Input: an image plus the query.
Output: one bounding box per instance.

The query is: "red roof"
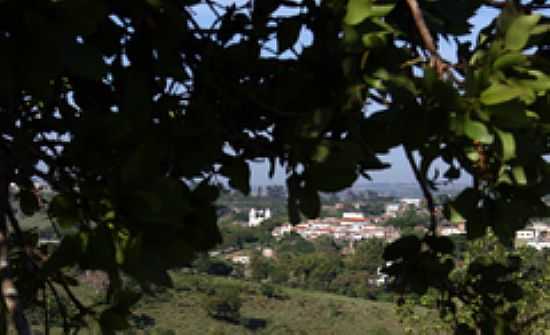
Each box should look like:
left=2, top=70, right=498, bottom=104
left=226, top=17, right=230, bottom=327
left=341, top=218, right=369, bottom=222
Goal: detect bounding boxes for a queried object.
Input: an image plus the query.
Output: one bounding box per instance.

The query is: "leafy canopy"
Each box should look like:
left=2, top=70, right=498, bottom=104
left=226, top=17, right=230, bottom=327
left=1, top=0, right=550, bottom=333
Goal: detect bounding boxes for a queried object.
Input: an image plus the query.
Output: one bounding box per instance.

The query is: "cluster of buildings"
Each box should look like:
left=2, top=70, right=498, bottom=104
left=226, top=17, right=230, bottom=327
left=516, top=221, right=550, bottom=250
left=269, top=198, right=431, bottom=243
left=272, top=212, right=401, bottom=242
left=384, top=198, right=423, bottom=217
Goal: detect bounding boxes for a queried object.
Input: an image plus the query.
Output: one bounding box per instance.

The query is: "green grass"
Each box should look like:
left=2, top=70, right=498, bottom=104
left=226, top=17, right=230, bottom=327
left=130, top=272, right=405, bottom=335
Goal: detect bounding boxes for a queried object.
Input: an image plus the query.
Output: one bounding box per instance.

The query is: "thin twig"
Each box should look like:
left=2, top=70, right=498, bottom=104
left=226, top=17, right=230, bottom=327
left=404, top=147, right=437, bottom=233
left=405, top=0, right=448, bottom=77
left=46, top=280, right=70, bottom=334
left=43, top=287, right=49, bottom=335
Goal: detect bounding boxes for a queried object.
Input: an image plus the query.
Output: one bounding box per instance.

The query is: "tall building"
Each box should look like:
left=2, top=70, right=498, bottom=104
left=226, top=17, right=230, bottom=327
left=248, top=208, right=272, bottom=227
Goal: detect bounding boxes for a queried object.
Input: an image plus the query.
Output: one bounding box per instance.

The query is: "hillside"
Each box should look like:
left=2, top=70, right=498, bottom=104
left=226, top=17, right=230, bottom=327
left=128, top=272, right=406, bottom=335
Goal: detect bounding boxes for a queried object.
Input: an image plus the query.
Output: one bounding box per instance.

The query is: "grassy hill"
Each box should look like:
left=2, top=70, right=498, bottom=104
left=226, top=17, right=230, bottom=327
left=126, top=272, right=406, bottom=335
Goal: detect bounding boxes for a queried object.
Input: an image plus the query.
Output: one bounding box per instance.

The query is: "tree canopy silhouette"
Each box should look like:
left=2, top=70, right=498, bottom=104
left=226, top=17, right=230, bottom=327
left=1, top=0, right=550, bottom=333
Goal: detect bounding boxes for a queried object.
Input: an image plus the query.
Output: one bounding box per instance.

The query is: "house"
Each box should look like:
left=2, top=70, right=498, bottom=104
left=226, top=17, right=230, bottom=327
left=385, top=204, right=400, bottom=217
left=248, top=208, right=272, bottom=227
left=400, top=198, right=422, bottom=208
left=262, top=248, right=275, bottom=258
left=272, top=224, right=293, bottom=238
left=516, top=229, right=535, bottom=240
left=439, top=225, right=465, bottom=236
left=340, top=213, right=369, bottom=228
left=226, top=251, right=251, bottom=265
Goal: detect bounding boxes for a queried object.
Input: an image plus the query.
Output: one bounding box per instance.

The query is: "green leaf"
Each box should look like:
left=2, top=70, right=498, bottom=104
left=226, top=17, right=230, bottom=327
left=277, top=18, right=302, bottom=53
left=48, top=194, right=80, bottom=228
left=505, top=14, right=540, bottom=51
left=43, top=233, right=86, bottom=273
left=493, top=52, right=528, bottom=70
left=344, top=0, right=395, bottom=25
left=309, top=164, right=358, bottom=192
left=65, top=43, right=107, bottom=81
left=308, top=141, right=361, bottom=192
left=220, top=158, right=251, bottom=195
left=464, top=120, right=493, bottom=144
left=19, top=190, right=40, bottom=216
left=287, top=175, right=301, bottom=225
left=495, top=129, right=515, bottom=162
left=311, top=143, right=330, bottom=163
left=424, top=236, right=454, bottom=255
left=298, top=185, right=320, bottom=219
left=511, top=166, right=527, bottom=185
left=446, top=188, right=485, bottom=239
left=383, top=236, right=421, bottom=261
left=192, top=180, right=220, bottom=203
left=480, top=83, right=524, bottom=105
left=361, top=31, right=389, bottom=48
left=99, top=309, right=130, bottom=332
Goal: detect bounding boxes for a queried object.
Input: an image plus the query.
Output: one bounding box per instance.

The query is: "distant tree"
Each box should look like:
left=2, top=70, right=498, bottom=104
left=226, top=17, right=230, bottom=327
left=265, top=186, right=287, bottom=200
left=313, top=235, right=341, bottom=255
left=384, top=208, right=429, bottom=232
left=276, top=233, right=315, bottom=256
left=205, top=286, right=242, bottom=323
left=347, top=238, right=386, bottom=274
left=256, top=186, right=264, bottom=198
left=249, top=254, right=273, bottom=281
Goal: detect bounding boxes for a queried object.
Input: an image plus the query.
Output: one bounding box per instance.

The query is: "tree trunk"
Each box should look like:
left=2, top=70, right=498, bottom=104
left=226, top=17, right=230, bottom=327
left=0, top=149, right=32, bottom=335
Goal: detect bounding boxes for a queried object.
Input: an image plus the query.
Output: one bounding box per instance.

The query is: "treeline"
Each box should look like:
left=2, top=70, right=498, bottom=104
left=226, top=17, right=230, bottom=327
left=196, top=233, right=391, bottom=301
left=249, top=235, right=389, bottom=300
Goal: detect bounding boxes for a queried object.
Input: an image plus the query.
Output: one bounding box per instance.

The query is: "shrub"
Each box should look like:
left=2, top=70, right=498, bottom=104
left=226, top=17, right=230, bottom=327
left=204, top=285, right=242, bottom=323
left=259, top=283, right=286, bottom=300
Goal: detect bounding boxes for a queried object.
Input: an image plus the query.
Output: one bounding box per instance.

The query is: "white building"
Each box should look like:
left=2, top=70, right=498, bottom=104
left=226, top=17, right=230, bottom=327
left=440, top=225, right=465, bottom=236
left=516, top=230, right=535, bottom=240
left=342, top=212, right=365, bottom=220
left=400, top=198, right=422, bottom=208
left=248, top=208, right=272, bottom=227
left=385, top=204, right=400, bottom=217
left=272, top=224, right=293, bottom=238
left=229, top=255, right=250, bottom=265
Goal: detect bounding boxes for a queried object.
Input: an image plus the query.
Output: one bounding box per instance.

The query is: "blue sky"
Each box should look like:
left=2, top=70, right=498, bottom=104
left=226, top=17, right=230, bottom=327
left=191, top=3, right=500, bottom=185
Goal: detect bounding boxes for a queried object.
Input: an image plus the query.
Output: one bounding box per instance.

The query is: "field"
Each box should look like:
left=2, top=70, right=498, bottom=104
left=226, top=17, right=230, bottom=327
left=125, top=272, right=406, bottom=335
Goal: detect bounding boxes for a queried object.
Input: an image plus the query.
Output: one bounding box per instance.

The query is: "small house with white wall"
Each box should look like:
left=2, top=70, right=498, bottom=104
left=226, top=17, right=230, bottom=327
left=248, top=208, right=272, bottom=227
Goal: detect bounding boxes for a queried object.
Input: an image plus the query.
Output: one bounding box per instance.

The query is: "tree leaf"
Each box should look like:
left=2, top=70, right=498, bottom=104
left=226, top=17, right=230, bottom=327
left=19, top=190, right=40, bottom=216
left=495, top=129, right=515, bottom=162
left=446, top=188, right=485, bottom=239
left=65, top=43, right=107, bottom=81
left=493, top=52, right=528, bottom=70
left=220, top=158, right=251, bottom=195
left=383, top=236, right=421, bottom=261
left=505, top=14, right=540, bottom=51
left=464, top=120, right=493, bottom=144
left=48, top=194, right=80, bottom=228
left=344, top=0, right=395, bottom=25
left=277, top=18, right=302, bottom=53
left=511, top=166, right=527, bottom=185
left=298, top=185, right=320, bottom=219
left=480, top=83, right=524, bottom=105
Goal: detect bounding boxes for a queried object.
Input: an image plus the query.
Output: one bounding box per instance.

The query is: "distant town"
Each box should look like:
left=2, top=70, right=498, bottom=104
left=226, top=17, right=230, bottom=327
left=218, top=185, right=550, bottom=267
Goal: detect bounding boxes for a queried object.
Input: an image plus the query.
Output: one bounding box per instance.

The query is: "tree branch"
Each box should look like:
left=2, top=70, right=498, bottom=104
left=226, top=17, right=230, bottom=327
left=0, top=153, right=32, bottom=335
left=404, top=147, right=437, bottom=233
left=405, top=0, right=448, bottom=77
